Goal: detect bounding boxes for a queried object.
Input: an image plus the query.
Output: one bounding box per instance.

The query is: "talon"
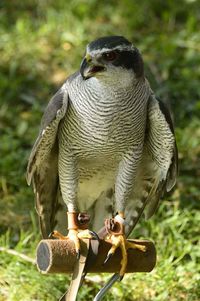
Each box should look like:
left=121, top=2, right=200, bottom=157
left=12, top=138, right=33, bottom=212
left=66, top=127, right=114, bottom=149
left=104, top=214, right=147, bottom=277
left=103, top=253, right=113, bottom=265
left=48, top=231, right=53, bottom=238
left=51, top=230, right=68, bottom=240
left=119, top=275, right=124, bottom=281
left=126, top=240, right=147, bottom=252
left=76, top=249, right=80, bottom=260
left=49, top=212, right=98, bottom=264
left=50, top=228, right=95, bottom=260
left=88, top=230, right=99, bottom=241
left=106, top=234, right=147, bottom=276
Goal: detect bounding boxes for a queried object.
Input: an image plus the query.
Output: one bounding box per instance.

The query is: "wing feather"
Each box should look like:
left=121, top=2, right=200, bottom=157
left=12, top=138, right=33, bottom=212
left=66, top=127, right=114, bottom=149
left=27, top=84, right=68, bottom=238
left=125, top=94, right=178, bottom=235
left=144, top=94, right=178, bottom=219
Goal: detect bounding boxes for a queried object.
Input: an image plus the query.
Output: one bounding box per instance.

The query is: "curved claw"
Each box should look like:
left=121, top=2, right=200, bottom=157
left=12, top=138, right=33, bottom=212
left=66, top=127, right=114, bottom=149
left=89, top=230, right=100, bottom=242
left=119, top=274, right=124, bottom=281
left=93, top=273, right=120, bottom=301
left=76, top=249, right=81, bottom=260
left=48, top=232, right=53, bottom=238
left=103, top=253, right=113, bottom=265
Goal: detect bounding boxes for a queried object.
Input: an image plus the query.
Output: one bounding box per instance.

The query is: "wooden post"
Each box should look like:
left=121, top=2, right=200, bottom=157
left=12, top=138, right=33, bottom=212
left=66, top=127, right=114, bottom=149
left=36, top=239, right=156, bottom=274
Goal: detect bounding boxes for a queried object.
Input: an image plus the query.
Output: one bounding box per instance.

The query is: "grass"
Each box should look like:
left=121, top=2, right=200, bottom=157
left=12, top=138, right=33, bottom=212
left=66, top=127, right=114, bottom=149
left=0, top=1, right=200, bottom=300
left=0, top=199, right=199, bottom=301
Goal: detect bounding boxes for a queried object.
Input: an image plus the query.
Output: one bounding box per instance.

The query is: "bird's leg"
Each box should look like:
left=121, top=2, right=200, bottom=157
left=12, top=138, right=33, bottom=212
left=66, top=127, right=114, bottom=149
left=103, top=150, right=147, bottom=277
left=54, top=150, right=98, bottom=256
left=51, top=212, right=97, bottom=257
left=104, top=212, right=146, bottom=277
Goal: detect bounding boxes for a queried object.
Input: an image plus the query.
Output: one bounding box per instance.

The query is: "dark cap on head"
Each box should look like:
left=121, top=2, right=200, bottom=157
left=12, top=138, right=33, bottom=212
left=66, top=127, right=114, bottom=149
left=88, top=36, right=132, bottom=51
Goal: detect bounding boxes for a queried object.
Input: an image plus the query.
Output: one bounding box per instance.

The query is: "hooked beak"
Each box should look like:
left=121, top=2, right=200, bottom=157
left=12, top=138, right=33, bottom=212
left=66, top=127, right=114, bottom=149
left=80, top=54, right=105, bottom=79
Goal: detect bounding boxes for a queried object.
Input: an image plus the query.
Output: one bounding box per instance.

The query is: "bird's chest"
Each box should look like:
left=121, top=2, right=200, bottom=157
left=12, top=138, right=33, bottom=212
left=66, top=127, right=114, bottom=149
left=59, top=81, right=147, bottom=157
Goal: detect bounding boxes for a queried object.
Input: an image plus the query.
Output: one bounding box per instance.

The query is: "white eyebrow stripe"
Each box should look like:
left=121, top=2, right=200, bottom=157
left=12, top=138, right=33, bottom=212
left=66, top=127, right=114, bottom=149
left=87, top=44, right=135, bottom=56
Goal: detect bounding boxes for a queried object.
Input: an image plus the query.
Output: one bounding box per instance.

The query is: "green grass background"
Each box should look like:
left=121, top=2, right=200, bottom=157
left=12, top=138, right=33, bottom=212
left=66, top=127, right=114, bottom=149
left=0, top=1, right=200, bottom=300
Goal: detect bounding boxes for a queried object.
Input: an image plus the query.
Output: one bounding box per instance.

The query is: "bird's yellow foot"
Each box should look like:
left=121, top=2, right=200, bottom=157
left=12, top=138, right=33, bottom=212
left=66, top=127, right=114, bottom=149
left=105, top=234, right=146, bottom=277
left=104, top=215, right=146, bottom=277
left=51, top=228, right=95, bottom=258
left=50, top=212, right=98, bottom=258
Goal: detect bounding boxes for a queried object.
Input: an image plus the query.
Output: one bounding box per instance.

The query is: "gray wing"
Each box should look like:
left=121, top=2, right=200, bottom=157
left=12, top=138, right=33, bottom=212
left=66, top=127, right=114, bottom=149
left=125, top=94, right=178, bottom=235
left=27, top=84, right=68, bottom=238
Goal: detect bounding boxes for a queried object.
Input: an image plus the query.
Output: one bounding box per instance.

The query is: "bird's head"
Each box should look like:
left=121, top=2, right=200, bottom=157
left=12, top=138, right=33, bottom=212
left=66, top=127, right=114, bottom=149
left=80, top=36, right=144, bottom=83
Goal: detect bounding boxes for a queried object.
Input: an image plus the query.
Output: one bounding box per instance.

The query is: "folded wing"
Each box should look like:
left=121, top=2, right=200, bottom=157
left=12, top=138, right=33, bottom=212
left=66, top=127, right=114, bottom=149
left=125, top=94, right=178, bottom=235
left=27, top=85, right=68, bottom=238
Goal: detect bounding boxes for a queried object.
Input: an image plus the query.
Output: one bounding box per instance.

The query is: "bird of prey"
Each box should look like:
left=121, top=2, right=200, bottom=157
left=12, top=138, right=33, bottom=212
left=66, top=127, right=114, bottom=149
left=27, top=36, right=178, bottom=277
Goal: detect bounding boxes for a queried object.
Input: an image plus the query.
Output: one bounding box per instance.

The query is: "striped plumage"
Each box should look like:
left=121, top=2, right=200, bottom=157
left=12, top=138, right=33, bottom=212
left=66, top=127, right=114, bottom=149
left=27, top=36, right=177, bottom=238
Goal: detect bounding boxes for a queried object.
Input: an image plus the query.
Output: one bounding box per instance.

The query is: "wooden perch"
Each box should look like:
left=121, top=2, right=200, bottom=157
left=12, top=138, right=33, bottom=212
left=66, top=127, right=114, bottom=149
left=36, top=238, right=156, bottom=274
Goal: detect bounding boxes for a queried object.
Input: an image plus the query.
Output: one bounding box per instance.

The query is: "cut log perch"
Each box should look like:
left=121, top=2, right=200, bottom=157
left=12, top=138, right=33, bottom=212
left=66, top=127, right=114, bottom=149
left=36, top=239, right=156, bottom=274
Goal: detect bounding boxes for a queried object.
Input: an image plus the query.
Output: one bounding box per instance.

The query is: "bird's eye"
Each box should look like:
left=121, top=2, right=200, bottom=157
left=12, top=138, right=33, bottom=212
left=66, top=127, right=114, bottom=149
left=102, top=51, right=117, bottom=61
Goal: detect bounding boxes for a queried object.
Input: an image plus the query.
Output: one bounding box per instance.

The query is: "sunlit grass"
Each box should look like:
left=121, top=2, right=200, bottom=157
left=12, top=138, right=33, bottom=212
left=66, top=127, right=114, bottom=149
left=0, top=199, right=199, bottom=301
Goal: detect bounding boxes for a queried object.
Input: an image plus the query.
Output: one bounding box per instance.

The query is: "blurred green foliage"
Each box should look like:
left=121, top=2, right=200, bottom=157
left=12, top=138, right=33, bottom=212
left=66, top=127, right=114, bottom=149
left=0, top=0, right=200, bottom=300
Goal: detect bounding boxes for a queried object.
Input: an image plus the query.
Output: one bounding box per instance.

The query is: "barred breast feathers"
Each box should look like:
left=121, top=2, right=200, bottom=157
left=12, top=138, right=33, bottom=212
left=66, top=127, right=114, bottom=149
left=59, top=74, right=151, bottom=158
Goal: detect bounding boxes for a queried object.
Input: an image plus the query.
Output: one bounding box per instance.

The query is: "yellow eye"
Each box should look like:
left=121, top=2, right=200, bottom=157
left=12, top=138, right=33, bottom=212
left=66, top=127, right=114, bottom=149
left=102, top=51, right=117, bottom=61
